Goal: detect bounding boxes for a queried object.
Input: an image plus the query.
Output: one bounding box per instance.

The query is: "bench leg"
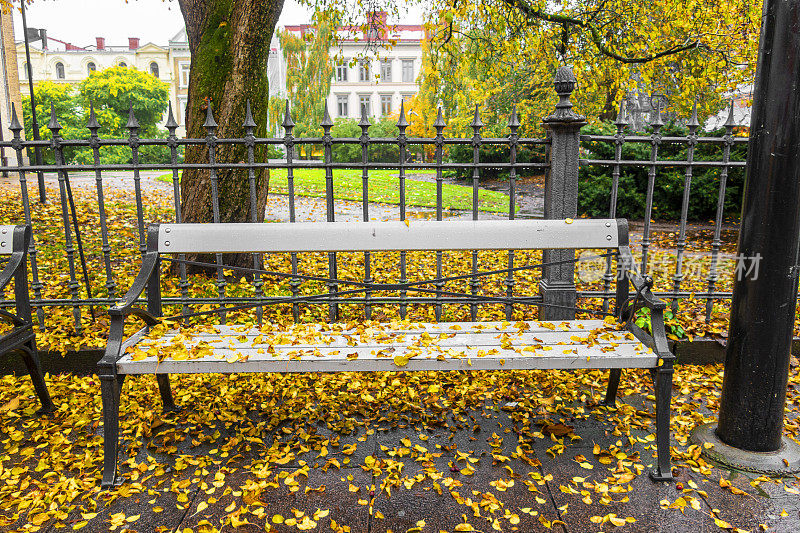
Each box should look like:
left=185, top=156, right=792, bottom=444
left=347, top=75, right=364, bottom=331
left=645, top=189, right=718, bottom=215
left=601, top=368, right=622, bottom=406
left=19, top=342, right=54, bottom=415
left=101, top=373, right=126, bottom=489
left=156, top=374, right=178, bottom=411
left=649, top=365, right=674, bottom=482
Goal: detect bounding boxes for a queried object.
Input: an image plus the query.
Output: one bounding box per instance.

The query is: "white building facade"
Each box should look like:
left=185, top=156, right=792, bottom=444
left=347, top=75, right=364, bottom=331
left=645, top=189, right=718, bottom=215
left=15, top=16, right=424, bottom=135
left=283, top=19, right=424, bottom=121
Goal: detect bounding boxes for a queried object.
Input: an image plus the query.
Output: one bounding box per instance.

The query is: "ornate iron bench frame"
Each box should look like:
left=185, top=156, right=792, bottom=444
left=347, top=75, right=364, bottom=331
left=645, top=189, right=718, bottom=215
left=0, top=225, right=53, bottom=414
left=99, top=218, right=674, bottom=487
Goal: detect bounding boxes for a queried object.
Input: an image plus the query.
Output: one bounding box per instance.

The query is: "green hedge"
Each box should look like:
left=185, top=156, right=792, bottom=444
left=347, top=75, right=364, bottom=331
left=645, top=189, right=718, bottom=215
left=578, top=121, right=747, bottom=221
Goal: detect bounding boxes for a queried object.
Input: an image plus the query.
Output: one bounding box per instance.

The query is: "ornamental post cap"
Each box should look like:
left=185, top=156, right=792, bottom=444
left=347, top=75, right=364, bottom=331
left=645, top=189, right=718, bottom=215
left=203, top=102, right=217, bottom=130
left=470, top=104, right=483, bottom=129
left=508, top=105, right=520, bottom=129
left=87, top=103, right=101, bottom=131
left=687, top=101, right=700, bottom=130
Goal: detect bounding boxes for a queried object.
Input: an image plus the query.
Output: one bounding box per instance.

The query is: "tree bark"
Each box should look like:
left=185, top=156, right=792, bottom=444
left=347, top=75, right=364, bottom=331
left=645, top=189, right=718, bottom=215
left=178, top=0, right=284, bottom=269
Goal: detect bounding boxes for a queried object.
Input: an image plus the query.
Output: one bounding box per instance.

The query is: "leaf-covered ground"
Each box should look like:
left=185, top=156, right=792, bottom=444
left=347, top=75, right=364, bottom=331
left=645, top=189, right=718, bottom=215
left=1, top=179, right=799, bottom=532
left=1, top=361, right=799, bottom=532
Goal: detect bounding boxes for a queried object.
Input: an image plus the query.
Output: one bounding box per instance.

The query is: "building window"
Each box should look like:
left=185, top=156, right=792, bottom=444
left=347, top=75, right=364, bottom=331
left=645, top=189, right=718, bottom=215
left=336, top=95, right=348, bottom=117
left=380, top=95, right=392, bottom=116
left=150, top=62, right=160, bottom=78
left=358, top=60, right=370, bottom=82
left=22, top=63, right=27, bottom=79
left=401, top=60, right=414, bottom=83
left=359, top=95, right=371, bottom=117
left=380, top=60, right=392, bottom=82
left=335, top=62, right=348, bottom=82
left=55, top=62, right=65, bottom=79
left=178, top=96, right=188, bottom=125
left=87, top=62, right=96, bottom=75
left=179, top=62, right=190, bottom=88
left=119, top=61, right=127, bottom=67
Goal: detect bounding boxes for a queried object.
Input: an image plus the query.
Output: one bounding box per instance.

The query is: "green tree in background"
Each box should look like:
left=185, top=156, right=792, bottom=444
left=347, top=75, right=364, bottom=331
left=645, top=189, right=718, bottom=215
left=22, top=67, right=170, bottom=164
left=278, top=11, right=337, bottom=158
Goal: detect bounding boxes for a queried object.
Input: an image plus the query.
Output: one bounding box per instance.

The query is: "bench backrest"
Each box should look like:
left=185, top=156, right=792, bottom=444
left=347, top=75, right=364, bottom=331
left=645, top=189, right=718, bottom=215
left=153, top=219, right=627, bottom=254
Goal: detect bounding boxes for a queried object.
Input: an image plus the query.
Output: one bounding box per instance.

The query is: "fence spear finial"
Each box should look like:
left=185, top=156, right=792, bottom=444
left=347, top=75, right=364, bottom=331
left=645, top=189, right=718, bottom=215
left=614, top=99, right=628, bottom=128
left=9, top=103, right=22, bottom=133
left=243, top=100, right=256, bottom=129
left=321, top=101, right=333, bottom=129
left=282, top=100, right=295, bottom=130
left=126, top=103, right=139, bottom=130
left=359, top=102, right=371, bottom=128
left=203, top=101, right=217, bottom=130
left=508, top=105, right=520, bottom=130
left=397, top=100, right=409, bottom=128
left=433, top=106, right=446, bottom=130
left=87, top=103, right=100, bottom=132
left=48, top=104, right=62, bottom=133
left=165, top=101, right=178, bottom=131
left=471, top=104, right=482, bottom=130
left=688, top=100, right=700, bottom=131
left=724, top=100, right=736, bottom=128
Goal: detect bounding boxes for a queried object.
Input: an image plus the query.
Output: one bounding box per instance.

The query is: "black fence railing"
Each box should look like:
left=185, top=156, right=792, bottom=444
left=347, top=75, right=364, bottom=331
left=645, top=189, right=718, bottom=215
left=0, top=65, right=753, bottom=335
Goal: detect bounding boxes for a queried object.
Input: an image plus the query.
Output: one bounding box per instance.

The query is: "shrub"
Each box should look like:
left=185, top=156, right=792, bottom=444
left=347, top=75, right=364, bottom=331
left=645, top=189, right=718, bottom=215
left=330, top=117, right=403, bottom=163
left=577, top=121, right=747, bottom=221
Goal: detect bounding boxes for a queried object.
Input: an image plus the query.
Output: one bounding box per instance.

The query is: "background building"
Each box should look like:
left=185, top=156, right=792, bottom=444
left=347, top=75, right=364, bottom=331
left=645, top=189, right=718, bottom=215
left=13, top=14, right=424, bottom=137
left=283, top=14, right=423, bottom=121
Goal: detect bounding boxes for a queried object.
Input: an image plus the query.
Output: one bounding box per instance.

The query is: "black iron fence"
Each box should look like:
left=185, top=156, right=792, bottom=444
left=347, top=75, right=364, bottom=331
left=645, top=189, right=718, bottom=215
left=0, top=65, right=751, bottom=334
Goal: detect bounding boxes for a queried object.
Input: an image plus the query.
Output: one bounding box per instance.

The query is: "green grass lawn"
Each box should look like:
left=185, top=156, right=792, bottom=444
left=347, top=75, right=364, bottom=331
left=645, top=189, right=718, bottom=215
left=157, top=169, right=515, bottom=214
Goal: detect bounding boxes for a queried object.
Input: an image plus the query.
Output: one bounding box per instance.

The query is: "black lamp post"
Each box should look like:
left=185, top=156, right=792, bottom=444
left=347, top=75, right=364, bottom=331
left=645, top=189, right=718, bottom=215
left=20, top=0, right=46, bottom=204
left=692, top=0, right=800, bottom=474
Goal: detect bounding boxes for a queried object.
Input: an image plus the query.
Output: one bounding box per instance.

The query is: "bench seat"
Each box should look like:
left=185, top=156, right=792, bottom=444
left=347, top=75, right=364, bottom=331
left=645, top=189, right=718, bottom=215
left=117, top=320, right=656, bottom=375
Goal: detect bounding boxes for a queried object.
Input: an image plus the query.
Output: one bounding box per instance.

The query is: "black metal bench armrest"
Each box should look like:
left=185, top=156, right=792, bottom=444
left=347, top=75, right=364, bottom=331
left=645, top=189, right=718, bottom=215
left=616, top=246, right=672, bottom=358
left=0, top=309, right=25, bottom=327
left=628, top=271, right=667, bottom=310
left=0, top=250, right=24, bottom=293
left=100, top=252, right=160, bottom=372
left=108, top=252, right=160, bottom=324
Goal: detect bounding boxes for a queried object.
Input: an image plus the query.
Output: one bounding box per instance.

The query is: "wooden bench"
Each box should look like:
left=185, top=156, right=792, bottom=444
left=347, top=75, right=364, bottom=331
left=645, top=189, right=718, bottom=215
left=0, top=225, right=53, bottom=414
left=99, top=218, right=675, bottom=487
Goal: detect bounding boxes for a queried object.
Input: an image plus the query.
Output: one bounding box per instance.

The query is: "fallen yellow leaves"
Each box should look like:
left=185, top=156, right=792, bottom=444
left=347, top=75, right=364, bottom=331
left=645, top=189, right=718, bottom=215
left=590, top=513, right=636, bottom=526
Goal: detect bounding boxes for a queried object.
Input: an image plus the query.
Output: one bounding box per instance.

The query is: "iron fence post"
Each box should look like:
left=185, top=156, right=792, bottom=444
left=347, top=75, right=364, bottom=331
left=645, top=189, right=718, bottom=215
left=539, top=66, right=586, bottom=320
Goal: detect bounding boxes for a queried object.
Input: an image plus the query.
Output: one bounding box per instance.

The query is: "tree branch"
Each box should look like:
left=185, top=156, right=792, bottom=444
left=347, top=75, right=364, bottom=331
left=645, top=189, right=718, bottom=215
left=500, top=0, right=700, bottom=64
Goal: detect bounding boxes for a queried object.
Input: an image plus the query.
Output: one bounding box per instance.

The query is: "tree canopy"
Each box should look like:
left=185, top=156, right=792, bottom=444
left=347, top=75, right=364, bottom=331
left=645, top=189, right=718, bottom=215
left=406, top=0, right=761, bottom=137
left=21, top=66, right=170, bottom=163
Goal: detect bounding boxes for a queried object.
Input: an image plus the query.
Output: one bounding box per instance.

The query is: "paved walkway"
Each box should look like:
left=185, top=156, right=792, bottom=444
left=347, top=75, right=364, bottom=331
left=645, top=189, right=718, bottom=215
left=51, top=388, right=800, bottom=533
left=4, top=171, right=543, bottom=222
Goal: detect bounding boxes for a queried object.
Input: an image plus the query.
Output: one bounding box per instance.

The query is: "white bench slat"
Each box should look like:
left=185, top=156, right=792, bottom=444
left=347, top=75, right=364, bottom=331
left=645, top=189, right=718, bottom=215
left=117, top=343, right=654, bottom=374
left=183, top=320, right=613, bottom=336
left=157, top=219, right=620, bottom=253
left=118, top=320, right=655, bottom=374
left=139, top=328, right=637, bottom=351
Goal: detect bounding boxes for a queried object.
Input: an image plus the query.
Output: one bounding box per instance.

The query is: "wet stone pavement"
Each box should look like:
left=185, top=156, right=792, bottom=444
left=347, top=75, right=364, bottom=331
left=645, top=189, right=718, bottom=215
left=55, top=391, right=800, bottom=533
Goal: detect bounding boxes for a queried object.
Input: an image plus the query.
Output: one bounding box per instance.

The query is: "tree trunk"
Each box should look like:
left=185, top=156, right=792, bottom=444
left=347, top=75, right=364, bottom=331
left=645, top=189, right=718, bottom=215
left=178, top=0, right=284, bottom=269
